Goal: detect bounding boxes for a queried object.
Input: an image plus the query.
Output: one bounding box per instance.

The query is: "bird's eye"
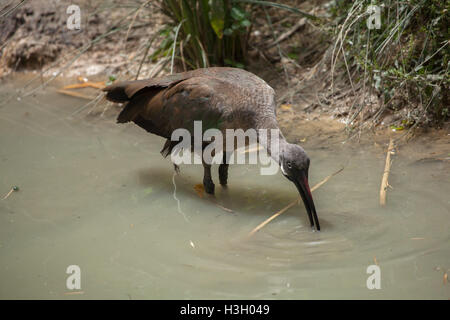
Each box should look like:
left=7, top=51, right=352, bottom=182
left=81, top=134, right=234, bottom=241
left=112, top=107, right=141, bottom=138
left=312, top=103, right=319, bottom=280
left=287, top=162, right=292, bottom=169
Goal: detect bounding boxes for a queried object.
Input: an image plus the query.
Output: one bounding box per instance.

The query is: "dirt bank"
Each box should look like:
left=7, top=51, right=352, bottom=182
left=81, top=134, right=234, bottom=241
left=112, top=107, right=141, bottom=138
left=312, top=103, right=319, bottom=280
left=0, top=0, right=166, bottom=78
left=1, top=0, right=448, bottom=147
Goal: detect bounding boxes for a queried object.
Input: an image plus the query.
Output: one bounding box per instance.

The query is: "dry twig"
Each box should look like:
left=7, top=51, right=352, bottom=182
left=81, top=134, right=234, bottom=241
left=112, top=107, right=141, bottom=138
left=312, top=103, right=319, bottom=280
left=380, top=138, right=394, bottom=206
left=62, top=81, right=105, bottom=90
left=265, top=18, right=306, bottom=48
left=57, top=89, right=96, bottom=100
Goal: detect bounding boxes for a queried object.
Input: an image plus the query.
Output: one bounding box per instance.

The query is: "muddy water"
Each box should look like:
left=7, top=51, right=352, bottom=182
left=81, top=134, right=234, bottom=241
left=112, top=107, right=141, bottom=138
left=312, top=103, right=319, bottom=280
left=0, top=77, right=449, bottom=299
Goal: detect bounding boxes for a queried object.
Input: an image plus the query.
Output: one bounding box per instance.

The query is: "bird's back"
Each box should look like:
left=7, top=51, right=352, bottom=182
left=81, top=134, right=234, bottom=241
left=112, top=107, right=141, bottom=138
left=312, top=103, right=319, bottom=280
left=185, top=68, right=275, bottom=105
left=103, top=67, right=277, bottom=139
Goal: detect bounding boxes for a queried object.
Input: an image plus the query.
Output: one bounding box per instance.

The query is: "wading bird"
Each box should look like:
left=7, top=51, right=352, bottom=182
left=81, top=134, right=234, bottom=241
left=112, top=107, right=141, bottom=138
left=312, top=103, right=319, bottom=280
left=103, top=67, right=320, bottom=230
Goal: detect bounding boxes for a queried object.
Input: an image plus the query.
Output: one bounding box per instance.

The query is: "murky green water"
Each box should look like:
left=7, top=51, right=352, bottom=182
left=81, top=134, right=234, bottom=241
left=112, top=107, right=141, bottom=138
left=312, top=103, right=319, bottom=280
left=1, top=77, right=449, bottom=299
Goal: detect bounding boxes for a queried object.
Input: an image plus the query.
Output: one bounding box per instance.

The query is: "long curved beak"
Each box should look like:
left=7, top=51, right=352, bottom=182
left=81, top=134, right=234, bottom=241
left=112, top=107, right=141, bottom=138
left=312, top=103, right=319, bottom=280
left=293, top=170, right=320, bottom=231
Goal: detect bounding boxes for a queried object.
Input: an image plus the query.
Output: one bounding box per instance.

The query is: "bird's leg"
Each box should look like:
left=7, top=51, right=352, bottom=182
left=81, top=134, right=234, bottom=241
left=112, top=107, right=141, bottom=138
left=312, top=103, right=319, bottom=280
left=219, top=164, right=228, bottom=186
left=219, top=152, right=231, bottom=186
left=202, top=162, right=215, bottom=195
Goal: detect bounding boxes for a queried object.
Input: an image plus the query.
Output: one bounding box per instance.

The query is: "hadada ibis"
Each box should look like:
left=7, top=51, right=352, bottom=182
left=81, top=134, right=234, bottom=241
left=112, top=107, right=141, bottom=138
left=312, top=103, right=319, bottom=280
left=103, top=67, right=320, bottom=230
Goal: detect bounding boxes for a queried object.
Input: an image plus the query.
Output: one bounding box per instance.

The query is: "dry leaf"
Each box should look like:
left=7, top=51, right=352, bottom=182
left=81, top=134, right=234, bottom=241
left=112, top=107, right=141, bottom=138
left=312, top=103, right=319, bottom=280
left=194, top=184, right=204, bottom=198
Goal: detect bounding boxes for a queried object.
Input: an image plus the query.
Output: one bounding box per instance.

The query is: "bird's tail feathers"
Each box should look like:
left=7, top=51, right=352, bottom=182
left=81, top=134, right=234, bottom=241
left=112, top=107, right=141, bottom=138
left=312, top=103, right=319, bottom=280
left=103, top=75, right=186, bottom=124
left=161, top=139, right=176, bottom=158
left=103, top=74, right=186, bottom=104
left=103, top=83, right=131, bottom=103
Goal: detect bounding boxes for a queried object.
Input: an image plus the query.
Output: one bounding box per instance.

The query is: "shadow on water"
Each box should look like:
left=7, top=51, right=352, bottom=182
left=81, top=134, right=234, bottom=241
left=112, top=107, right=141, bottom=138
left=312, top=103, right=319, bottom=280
left=136, top=166, right=316, bottom=219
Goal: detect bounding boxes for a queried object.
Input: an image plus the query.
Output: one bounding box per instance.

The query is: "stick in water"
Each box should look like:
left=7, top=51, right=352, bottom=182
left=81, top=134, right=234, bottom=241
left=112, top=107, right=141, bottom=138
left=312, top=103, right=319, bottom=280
left=248, top=167, right=344, bottom=236
left=2, top=186, right=19, bottom=200
left=380, top=138, right=394, bottom=206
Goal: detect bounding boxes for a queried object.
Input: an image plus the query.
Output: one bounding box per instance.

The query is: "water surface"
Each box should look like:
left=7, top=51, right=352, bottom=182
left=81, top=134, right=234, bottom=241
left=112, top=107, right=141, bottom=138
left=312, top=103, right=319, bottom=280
left=0, top=77, right=449, bottom=299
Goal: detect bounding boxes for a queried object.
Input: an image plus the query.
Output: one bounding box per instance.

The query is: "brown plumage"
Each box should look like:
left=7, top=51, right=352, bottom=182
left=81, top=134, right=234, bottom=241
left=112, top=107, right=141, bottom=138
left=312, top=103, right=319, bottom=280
left=103, top=67, right=320, bottom=230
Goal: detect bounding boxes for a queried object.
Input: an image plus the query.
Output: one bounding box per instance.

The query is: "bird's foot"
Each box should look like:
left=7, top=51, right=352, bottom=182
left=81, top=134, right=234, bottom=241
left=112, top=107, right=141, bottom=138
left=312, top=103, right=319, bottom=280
left=203, top=179, right=215, bottom=195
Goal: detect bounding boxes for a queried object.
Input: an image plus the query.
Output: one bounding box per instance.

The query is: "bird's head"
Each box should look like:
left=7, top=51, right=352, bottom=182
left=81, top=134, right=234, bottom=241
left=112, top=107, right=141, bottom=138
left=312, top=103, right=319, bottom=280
left=280, top=143, right=320, bottom=231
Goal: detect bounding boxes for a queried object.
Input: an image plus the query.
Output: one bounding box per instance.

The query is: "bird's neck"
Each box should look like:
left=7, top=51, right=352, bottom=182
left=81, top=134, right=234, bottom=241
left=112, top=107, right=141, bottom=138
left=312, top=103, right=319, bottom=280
left=256, top=117, right=288, bottom=164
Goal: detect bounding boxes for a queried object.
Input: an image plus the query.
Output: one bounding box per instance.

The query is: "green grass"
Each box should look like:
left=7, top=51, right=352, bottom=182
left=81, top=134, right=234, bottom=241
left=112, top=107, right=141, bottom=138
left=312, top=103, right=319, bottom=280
left=153, top=0, right=252, bottom=69
left=152, top=0, right=318, bottom=70
left=329, top=0, right=449, bottom=125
